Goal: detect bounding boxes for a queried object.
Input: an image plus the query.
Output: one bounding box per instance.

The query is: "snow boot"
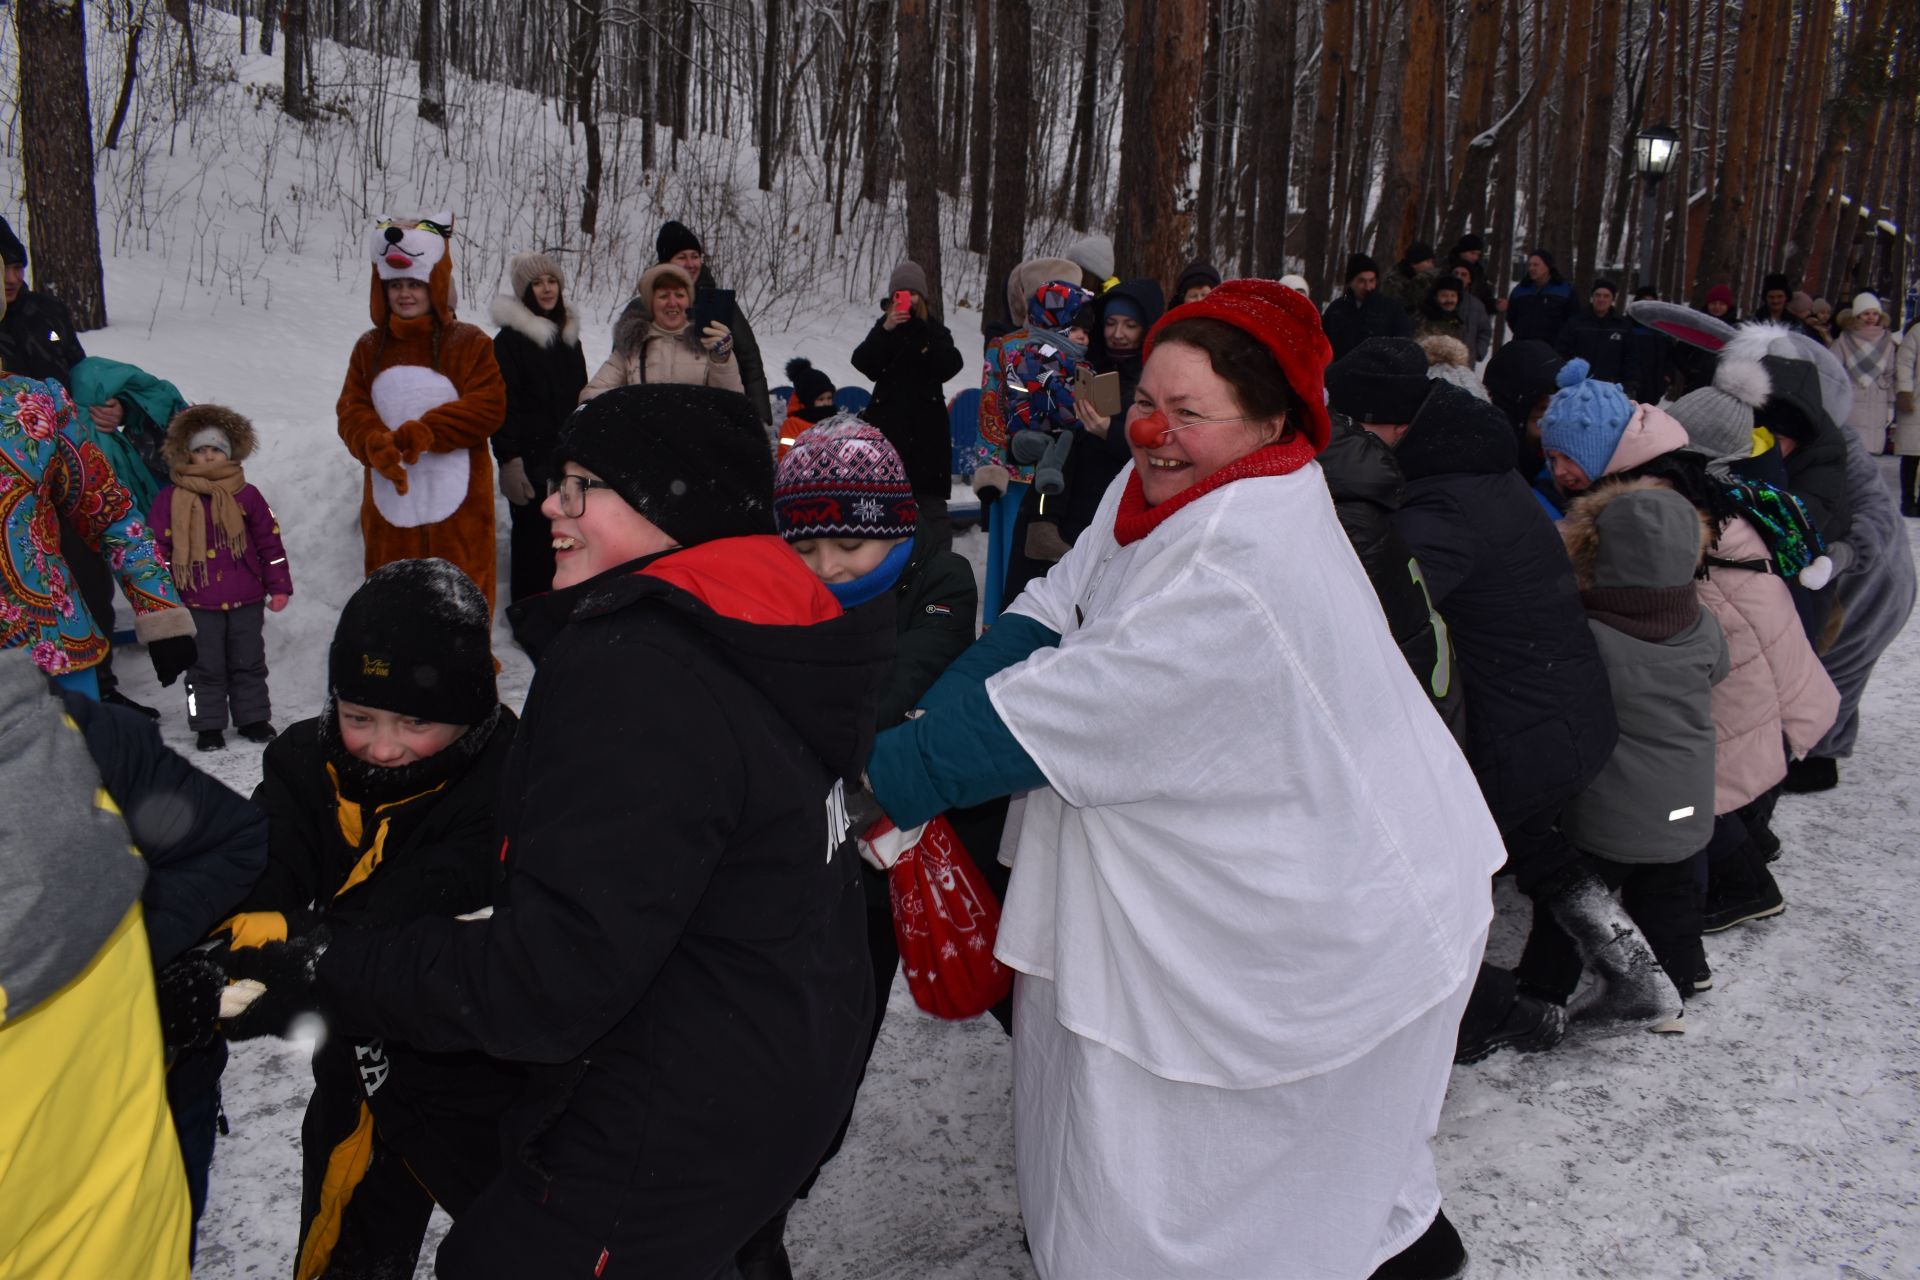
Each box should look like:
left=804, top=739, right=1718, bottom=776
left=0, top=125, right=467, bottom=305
left=236, top=720, right=278, bottom=743
left=1455, top=990, right=1566, bottom=1065
left=103, top=688, right=162, bottom=720
left=1701, top=865, right=1785, bottom=933
left=734, top=1205, right=794, bottom=1280
left=1781, top=755, right=1838, bottom=793
left=1545, top=871, right=1683, bottom=1031
left=195, top=729, right=225, bottom=752
left=1369, top=1208, right=1467, bottom=1280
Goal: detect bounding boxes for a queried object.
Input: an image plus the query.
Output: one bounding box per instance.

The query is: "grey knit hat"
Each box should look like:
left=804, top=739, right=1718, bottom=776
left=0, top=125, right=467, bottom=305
left=510, top=250, right=565, bottom=296
left=1063, top=233, right=1115, bottom=282
left=886, top=260, right=930, bottom=299
left=1669, top=351, right=1771, bottom=471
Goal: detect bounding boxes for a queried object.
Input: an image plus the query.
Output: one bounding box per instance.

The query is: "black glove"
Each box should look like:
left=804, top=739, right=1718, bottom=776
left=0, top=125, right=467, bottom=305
left=147, top=634, right=197, bottom=687
left=154, top=952, right=226, bottom=1052
left=844, top=781, right=886, bottom=837
left=976, top=482, right=1005, bottom=509
left=219, top=927, right=331, bottom=1041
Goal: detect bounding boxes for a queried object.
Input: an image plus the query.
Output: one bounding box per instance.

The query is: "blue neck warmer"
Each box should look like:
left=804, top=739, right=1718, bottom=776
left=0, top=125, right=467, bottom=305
left=825, top=539, right=913, bottom=608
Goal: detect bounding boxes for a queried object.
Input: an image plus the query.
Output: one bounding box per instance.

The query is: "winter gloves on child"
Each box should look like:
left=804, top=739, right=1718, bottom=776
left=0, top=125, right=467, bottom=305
left=219, top=927, right=333, bottom=1041
left=154, top=952, right=228, bottom=1051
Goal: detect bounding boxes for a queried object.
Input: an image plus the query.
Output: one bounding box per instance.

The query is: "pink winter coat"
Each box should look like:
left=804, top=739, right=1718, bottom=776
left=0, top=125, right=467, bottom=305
left=1696, top=512, right=1839, bottom=812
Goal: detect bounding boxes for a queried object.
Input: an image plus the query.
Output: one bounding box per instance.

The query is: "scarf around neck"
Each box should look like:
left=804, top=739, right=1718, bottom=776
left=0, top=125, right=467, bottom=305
left=1112, top=436, right=1320, bottom=546
left=1839, top=327, right=1892, bottom=383
left=167, top=459, right=248, bottom=591
left=1580, top=584, right=1700, bottom=643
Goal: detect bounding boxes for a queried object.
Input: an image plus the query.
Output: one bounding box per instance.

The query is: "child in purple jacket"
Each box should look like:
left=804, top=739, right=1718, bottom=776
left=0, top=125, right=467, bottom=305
left=148, top=405, right=292, bottom=751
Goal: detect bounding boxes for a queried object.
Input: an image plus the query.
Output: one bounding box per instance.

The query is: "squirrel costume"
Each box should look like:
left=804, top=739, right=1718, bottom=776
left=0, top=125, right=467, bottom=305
left=336, top=214, right=507, bottom=612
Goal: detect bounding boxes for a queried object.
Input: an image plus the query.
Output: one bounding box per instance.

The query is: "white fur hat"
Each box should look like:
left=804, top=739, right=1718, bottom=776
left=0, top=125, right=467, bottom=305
left=187, top=425, right=232, bottom=456
left=1279, top=273, right=1311, bottom=298
left=1851, top=292, right=1884, bottom=319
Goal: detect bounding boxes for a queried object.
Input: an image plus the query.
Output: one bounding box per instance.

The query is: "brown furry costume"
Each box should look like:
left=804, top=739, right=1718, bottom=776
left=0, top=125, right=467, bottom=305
left=336, top=216, right=506, bottom=611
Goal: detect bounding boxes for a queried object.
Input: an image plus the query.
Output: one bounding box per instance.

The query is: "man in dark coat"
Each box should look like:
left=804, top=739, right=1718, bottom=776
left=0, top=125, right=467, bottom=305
left=231, top=388, right=894, bottom=1280
left=1321, top=253, right=1414, bottom=359
left=851, top=260, right=966, bottom=549
left=1555, top=279, right=1639, bottom=388
left=0, top=215, right=84, bottom=385
left=656, top=219, right=773, bottom=424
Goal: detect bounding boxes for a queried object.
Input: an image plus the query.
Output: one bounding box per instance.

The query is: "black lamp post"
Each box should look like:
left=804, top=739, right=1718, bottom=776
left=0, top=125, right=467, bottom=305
left=1635, top=123, right=1680, bottom=291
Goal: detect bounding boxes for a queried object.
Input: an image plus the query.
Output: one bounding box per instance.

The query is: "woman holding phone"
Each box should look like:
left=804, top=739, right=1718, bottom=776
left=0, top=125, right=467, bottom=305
left=852, top=260, right=965, bottom=548
left=579, top=263, right=743, bottom=400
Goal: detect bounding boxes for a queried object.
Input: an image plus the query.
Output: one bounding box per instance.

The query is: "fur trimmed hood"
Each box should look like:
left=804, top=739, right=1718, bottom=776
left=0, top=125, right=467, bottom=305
left=1560, top=476, right=1711, bottom=591
left=164, top=403, right=258, bottom=468
left=490, top=292, right=580, bottom=350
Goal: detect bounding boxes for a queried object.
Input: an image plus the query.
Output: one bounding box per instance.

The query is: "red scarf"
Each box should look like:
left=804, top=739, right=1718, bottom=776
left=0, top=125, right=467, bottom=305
left=1112, top=438, right=1319, bottom=546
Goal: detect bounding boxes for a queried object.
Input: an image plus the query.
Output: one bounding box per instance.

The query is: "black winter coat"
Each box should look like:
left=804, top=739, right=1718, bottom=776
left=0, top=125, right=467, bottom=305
left=1390, top=384, right=1618, bottom=823
left=1064, top=279, right=1165, bottom=537
left=61, top=690, right=267, bottom=968
left=1556, top=310, right=1640, bottom=387
left=1318, top=416, right=1463, bottom=736
left=851, top=312, right=965, bottom=496
left=697, top=263, right=771, bottom=424
left=490, top=295, right=588, bottom=483
left=1506, top=280, right=1577, bottom=344
left=1761, top=353, right=1854, bottom=544
left=1321, top=291, right=1415, bottom=360
left=0, top=288, right=84, bottom=385
left=244, top=710, right=526, bottom=1240
left=316, top=537, right=894, bottom=1279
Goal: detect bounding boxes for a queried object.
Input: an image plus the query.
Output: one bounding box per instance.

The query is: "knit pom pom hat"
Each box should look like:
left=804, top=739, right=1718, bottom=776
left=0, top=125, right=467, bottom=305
left=1670, top=350, right=1771, bottom=469
left=1540, top=358, right=1636, bottom=484
left=773, top=417, right=919, bottom=542
left=1146, top=277, right=1334, bottom=453
left=785, top=358, right=835, bottom=405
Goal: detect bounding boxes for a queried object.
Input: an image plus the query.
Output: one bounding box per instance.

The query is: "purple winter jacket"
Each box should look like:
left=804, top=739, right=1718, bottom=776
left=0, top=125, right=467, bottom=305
left=147, top=483, right=293, bottom=610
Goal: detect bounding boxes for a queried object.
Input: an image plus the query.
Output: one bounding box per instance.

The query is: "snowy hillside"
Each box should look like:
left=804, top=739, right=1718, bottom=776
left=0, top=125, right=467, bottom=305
left=7, top=10, right=1920, bottom=1279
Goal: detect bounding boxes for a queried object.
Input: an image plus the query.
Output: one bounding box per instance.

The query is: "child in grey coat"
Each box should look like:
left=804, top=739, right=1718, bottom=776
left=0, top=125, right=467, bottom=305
left=1518, top=480, right=1730, bottom=1023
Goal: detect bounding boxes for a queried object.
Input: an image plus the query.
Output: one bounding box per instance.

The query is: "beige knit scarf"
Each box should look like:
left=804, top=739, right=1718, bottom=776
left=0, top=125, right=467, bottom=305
left=167, top=459, right=248, bottom=591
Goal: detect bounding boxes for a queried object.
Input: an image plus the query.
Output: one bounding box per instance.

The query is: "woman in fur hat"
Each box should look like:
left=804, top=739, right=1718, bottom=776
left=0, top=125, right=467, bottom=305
left=579, top=262, right=744, bottom=399
left=147, top=405, right=293, bottom=750
left=336, top=213, right=508, bottom=613
left=490, top=251, right=587, bottom=603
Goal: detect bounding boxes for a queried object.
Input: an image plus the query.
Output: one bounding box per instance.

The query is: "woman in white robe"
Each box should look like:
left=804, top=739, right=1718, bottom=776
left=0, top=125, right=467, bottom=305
left=866, top=279, right=1505, bottom=1279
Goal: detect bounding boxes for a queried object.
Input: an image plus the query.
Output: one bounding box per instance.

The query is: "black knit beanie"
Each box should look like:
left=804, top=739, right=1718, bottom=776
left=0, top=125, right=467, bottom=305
left=1345, top=252, right=1382, bottom=283
left=330, top=559, right=496, bottom=725
left=554, top=384, right=776, bottom=548
left=656, top=220, right=704, bottom=264
left=1324, top=337, right=1433, bottom=425
left=785, top=357, right=835, bottom=405
left=0, top=215, right=24, bottom=268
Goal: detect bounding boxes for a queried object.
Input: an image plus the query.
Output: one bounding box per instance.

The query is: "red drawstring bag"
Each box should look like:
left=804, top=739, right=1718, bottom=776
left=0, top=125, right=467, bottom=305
left=865, top=815, right=1014, bottom=1020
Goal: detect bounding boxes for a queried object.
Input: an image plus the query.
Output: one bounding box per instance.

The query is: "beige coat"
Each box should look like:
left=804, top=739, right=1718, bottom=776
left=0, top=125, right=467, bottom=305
left=1893, top=328, right=1920, bottom=455
left=579, top=294, right=744, bottom=402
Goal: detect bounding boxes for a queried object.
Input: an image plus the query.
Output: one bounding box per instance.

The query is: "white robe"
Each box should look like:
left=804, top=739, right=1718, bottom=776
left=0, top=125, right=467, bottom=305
left=987, top=463, right=1504, bottom=1276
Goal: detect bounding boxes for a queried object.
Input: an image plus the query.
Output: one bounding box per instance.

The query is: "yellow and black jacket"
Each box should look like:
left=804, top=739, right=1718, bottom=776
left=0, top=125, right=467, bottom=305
left=230, top=705, right=520, bottom=1280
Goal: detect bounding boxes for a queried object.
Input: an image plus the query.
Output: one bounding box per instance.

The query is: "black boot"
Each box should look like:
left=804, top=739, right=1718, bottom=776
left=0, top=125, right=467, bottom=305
left=103, top=688, right=162, bottom=720
left=734, top=1206, right=794, bottom=1280
left=1545, top=871, right=1682, bottom=1031
left=1781, top=755, right=1838, bottom=793
left=1369, top=1208, right=1467, bottom=1280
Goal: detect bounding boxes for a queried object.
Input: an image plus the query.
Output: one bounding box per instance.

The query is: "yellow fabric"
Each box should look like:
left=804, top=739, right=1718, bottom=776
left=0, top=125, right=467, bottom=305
left=294, top=1102, right=377, bottom=1280
left=323, top=763, right=448, bottom=901
left=327, top=764, right=365, bottom=848
left=335, top=820, right=393, bottom=898
left=1751, top=426, right=1775, bottom=457
left=221, top=910, right=289, bottom=950
left=0, top=906, right=190, bottom=1280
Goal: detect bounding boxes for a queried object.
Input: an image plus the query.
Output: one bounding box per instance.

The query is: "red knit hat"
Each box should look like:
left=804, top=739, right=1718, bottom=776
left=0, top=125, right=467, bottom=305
left=1143, top=278, right=1333, bottom=453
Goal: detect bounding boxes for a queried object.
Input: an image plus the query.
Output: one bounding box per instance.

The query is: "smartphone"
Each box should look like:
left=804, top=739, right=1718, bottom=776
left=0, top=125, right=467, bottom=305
left=891, top=289, right=914, bottom=319
left=1075, top=365, right=1123, bottom=417
left=694, top=287, right=736, bottom=333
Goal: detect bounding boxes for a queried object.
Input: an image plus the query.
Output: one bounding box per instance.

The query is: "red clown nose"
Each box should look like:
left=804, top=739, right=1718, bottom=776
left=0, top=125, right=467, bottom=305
left=1127, top=409, right=1172, bottom=449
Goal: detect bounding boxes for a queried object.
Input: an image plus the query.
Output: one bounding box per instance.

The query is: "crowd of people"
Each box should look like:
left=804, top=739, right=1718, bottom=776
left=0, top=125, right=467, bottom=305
left=1, top=200, right=1915, bottom=1280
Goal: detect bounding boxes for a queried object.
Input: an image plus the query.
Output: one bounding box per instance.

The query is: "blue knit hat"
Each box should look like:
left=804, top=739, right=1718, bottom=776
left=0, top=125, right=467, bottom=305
left=1540, top=358, right=1634, bottom=484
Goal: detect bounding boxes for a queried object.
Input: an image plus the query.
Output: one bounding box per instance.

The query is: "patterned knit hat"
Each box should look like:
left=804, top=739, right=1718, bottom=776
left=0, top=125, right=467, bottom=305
left=1540, top=358, right=1635, bottom=483
left=773, top=418, right=919, bottom=542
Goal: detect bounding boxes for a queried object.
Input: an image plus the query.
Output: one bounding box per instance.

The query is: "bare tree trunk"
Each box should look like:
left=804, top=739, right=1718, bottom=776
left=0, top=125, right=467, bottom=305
left=570, top=0, right=604, bottom=235
left=966, top=0, right=992, bottom=253
left=1066, top=0, right=1103, bottom=232
left=1538, top=0, right=1590, bottom=264
left=758, top=0, right=781, bottom=190
left=1375, top=0, right=1440, bottom=260
left=282, top=0, right=309, bottom=119
left=14, top=0, right=109, bottom=329
left=1784, top=0, right=1893, bottom=285
left=1442, top=0, right=1501, bottom=241
left=939, top=0, right=967, bottom=196
left=1488, top=0, right=1523, bottom=342
left=104, top=1, right=146, bottom=152
left=1569, top=0, right=1620, bottom=288
left=1194, top=0, right=1225, bottom=262
left=1113, top=0, right=1205, bottom=284
left=418, top=0, right=447, bottom=125
left=984, top=0, right=1032, bottom=334
left=1693, top=0, right=1776, bottom=302
left=671, top=0, right=693, bottom=145
left=1302, top=0, right=1350, bottom=296
left=858, top=0, right=894, bottom=203
left=898, top=0, right=946, bottom=320
left=1251, top=0, right=1296, bottom=276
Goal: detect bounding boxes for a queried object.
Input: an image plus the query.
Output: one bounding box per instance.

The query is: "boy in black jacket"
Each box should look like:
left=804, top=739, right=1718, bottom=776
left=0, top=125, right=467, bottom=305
left=221, top=558, right=520, bottom=1280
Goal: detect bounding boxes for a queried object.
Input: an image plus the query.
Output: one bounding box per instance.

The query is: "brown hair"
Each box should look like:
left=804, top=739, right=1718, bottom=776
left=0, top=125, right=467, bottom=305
left=1151, top=316, right=1302, bottom=437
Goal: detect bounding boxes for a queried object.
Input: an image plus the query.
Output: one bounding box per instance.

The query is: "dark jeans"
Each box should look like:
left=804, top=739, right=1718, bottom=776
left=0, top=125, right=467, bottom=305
left=58, top=514, right=119, bottom=695
left=1456, top=794, right=1586, bottom=1050
left=506, top=495, right=557, bottom=604
left=172, top=1082, right=220, bottom=1263
left=1901, top=456, right=1917, bottom=508
left=1516, top=850, right=1709, bottom=1000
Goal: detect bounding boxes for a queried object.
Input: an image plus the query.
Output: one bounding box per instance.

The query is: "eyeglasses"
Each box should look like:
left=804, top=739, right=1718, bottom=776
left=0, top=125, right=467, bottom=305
left=546, top=474, right=614, bottom=518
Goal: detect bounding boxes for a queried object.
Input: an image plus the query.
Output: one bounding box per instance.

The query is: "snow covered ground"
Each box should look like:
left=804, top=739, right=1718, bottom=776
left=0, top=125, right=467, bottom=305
left=11, top=12, right=1918, bottom=1276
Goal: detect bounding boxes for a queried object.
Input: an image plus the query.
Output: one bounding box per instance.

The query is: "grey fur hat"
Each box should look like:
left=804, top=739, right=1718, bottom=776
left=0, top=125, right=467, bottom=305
left=510, top=251, right=565, bottom=296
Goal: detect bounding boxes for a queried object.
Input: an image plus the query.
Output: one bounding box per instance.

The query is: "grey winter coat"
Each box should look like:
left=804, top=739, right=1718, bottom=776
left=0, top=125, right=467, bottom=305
left=1558, top=485, right=1729, bottom=863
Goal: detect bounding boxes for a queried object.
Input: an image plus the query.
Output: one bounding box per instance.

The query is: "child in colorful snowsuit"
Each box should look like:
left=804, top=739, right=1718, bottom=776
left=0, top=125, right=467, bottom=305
left=1522, top=482, right=1729, bottom=1017
left=149, top=405, right=292, bottom=751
